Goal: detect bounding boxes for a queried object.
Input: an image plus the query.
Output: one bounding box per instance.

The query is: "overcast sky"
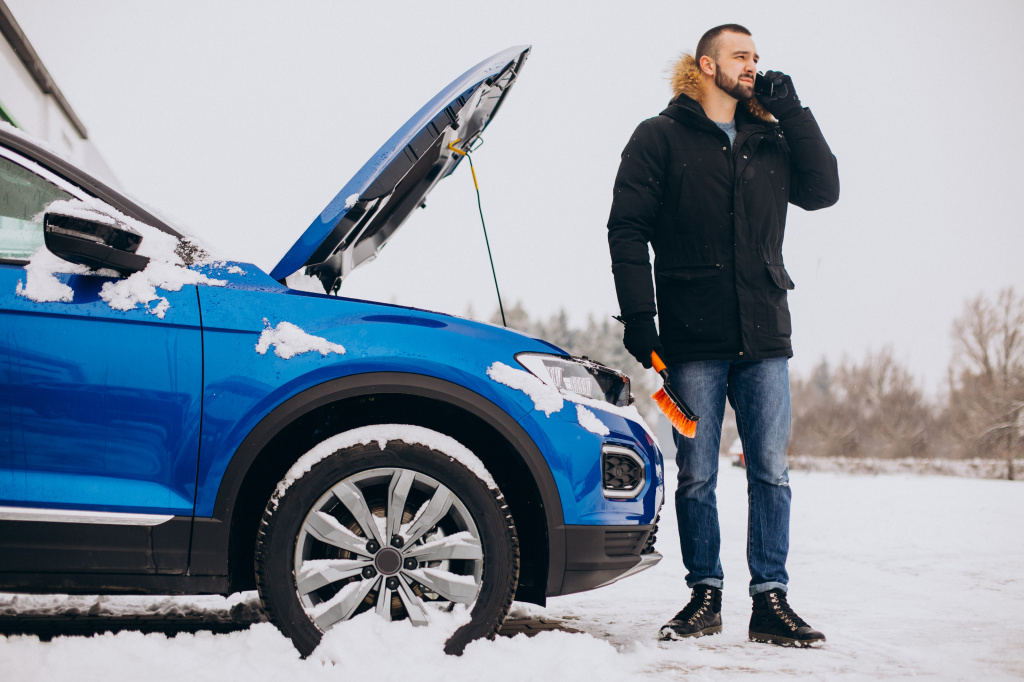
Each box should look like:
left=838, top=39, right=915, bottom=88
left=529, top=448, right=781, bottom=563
left=8, top=0, right=1024, bottom=393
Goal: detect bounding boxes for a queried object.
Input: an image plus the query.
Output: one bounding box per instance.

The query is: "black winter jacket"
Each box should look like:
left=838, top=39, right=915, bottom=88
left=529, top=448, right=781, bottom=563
left=607, top=93, right=839, bottom=363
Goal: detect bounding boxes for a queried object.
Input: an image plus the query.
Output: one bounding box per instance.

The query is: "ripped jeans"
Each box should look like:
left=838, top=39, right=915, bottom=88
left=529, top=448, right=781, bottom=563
left=669, top=357, right=792, bottom=596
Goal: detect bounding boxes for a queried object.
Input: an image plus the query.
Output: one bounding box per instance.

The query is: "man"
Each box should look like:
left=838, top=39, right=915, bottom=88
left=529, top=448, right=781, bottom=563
left=606, top=24, right=839, bottom=646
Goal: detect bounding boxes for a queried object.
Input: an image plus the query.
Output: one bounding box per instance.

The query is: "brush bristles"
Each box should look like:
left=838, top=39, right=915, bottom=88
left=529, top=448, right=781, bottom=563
left=652, top=388, right=698, bottom=438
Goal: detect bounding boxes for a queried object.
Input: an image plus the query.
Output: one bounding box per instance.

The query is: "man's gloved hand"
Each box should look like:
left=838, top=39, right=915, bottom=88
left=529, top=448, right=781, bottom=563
left=621, top=314, right=664, bottom=369
left=757, top=70, right=802, bottom=121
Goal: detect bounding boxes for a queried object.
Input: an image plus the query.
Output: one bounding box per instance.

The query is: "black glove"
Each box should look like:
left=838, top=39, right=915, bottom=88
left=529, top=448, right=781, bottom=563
left=621, top=314, right=664, bottom=369
left=757, top=70, right=802, bottom=120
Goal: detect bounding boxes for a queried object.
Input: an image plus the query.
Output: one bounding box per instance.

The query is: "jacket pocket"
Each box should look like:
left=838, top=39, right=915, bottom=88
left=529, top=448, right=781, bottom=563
left=765, top=264, right=794, bottom=337
left=656, top=265, right=725, bottom=344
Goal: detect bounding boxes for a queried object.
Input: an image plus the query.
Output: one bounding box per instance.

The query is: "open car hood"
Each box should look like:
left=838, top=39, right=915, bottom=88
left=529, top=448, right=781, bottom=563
left=270, top=46, right=531, bottom=293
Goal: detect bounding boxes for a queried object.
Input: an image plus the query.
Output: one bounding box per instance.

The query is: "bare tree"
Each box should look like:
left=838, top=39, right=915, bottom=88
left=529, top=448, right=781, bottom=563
left=843, top=349, right=935, bottom=458
left=948, top=287, right=1024, bottom=478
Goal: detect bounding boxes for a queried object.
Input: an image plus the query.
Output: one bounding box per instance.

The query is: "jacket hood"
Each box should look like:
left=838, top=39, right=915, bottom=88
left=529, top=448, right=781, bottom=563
left=669, top=54, right=773, bottom=123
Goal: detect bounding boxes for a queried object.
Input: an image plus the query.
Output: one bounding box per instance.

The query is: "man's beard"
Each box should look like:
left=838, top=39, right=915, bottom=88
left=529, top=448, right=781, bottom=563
left=714, top=67, right=754, bottom=101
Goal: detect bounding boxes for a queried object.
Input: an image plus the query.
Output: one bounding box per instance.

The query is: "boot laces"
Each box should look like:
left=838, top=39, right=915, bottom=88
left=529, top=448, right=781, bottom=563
left=768, top=592, right=808, bottom=632
left=677, top=588, right=714, bottom=625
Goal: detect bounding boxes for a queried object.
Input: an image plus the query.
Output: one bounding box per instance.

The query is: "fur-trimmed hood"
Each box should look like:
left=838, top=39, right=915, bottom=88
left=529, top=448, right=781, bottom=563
left=670, top=54, right=773, bottom=122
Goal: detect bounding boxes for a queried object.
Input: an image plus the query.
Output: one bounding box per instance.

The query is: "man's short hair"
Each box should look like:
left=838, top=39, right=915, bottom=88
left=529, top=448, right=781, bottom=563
left=695, top=23, right=752, bottom=62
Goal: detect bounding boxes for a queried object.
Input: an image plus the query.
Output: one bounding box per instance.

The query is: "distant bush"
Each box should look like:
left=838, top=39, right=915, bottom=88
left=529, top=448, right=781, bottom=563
left=790, top=349, right=941, bottom=460
left=789, top=287, right=1023, bottom=479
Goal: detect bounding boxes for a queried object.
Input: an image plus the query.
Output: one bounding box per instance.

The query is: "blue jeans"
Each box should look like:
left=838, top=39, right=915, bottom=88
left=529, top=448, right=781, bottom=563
left=669, top=357, right=792, bottom=597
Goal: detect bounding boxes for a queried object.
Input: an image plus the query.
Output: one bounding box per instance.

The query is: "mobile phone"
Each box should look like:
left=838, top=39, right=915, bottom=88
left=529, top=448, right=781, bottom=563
left=754, top=72, right=773, bottom=98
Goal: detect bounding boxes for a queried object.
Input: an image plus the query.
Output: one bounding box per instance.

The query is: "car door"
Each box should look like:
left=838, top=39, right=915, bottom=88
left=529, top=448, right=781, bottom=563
left=0, top=146, right=202, bottom=577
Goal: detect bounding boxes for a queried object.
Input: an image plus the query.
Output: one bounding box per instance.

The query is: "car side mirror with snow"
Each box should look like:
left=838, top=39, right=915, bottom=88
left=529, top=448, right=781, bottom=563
left=44, top=211, right=150, bottom=275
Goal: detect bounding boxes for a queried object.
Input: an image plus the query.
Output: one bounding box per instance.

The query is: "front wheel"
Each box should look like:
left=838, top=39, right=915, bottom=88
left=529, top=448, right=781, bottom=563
left=255, top=427, right=519, bottom=655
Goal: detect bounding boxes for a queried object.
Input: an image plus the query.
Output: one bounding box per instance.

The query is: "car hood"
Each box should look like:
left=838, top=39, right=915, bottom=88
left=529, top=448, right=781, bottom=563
left=270, top=46, right=531, bottom=294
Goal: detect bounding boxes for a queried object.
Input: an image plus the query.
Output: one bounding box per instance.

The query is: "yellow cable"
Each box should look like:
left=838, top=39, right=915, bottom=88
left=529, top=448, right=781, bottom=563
left=447, top=138, right=467, bottom=156
left=448, top=138, right=478, bottom=189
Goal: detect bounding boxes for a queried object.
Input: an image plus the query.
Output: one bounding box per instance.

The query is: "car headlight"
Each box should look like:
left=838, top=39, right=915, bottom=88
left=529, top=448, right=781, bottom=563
left=515, top=353, right=633, bottom=407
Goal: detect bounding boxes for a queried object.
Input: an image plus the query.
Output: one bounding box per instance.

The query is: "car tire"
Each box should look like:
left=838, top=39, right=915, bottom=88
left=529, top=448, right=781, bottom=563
left=255, top=428, right=519, bottom=656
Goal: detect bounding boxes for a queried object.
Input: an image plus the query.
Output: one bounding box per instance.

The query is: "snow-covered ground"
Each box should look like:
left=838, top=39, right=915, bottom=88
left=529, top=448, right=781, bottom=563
left=2, top=460, right=1022, bottom=681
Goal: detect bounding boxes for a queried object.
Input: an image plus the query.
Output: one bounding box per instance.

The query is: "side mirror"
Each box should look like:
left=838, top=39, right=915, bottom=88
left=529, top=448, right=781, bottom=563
left=44, top=211, right=150, bottom=275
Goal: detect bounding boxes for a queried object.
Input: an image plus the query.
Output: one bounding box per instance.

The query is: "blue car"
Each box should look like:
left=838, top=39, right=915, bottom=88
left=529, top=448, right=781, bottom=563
left=0, top=46, right=663, bottom=654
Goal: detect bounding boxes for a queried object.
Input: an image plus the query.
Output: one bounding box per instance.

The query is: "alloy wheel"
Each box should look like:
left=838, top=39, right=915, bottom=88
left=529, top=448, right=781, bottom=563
left=293, top=467, right=484, bottom=631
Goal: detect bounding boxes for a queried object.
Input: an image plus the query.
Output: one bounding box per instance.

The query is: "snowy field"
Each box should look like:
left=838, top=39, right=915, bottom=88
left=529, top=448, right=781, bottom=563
left=2, top=459, right=1022, bottom=681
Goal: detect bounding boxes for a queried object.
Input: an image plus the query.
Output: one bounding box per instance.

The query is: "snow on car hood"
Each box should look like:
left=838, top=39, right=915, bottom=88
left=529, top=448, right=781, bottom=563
left=270, top=46, right=530, bottom=294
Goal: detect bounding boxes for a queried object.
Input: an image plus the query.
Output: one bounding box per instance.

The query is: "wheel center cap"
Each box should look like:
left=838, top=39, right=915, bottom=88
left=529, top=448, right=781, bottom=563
left=374, top=547, right=403, bottom=576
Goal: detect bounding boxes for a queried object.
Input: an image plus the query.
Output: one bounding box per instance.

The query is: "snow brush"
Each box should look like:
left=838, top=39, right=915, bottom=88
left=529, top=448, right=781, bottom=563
left=651, top=350, right=699, bottom=439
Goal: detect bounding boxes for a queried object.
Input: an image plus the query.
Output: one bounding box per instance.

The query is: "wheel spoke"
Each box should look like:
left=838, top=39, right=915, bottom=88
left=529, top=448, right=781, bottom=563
left=302, top=511, right=373, bottom=557
left=395, top=575, right=430, bottom=626
left=312, top=576, right=379, bottom=631
left=406, top=567, right=479, bottom=604
left=375, top=583, right=393, bottom=621
left=386, top=470, right=416, bottom=542
left=403, top=531, right=482, bottom=562
left=296, top=558, right=372, bottom=596
left=331, top=480, right=384, bottom=545
left=402, top=484, right=455, bottom=546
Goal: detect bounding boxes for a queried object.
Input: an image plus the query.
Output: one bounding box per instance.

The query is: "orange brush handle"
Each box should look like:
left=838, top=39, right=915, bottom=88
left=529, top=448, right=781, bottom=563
left=651, top=350, right=668, bottom=375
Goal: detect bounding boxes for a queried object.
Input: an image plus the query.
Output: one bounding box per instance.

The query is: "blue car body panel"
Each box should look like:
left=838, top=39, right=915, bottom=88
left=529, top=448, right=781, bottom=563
left=191, top=263, right=662, bottom=525
left=0, top=266, right=202, bottom=515
left=514, top=402, right=663, bottom=525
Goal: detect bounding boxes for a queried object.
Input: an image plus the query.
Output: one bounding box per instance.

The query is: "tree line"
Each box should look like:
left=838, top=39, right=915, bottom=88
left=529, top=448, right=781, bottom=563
left=488, top=287, right=1024, bottom=479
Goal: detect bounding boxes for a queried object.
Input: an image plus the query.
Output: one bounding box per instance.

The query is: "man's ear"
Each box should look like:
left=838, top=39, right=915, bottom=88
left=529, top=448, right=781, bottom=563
left=699, top=55, right=715, bottom=77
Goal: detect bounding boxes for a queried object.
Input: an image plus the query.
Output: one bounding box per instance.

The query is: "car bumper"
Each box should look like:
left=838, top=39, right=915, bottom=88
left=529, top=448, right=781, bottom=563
left=550, top=523, right=662, bottom=596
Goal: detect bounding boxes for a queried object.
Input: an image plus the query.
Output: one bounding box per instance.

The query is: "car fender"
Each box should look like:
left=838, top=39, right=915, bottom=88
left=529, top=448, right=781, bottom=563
left=189, top=370, right=567, bottom=596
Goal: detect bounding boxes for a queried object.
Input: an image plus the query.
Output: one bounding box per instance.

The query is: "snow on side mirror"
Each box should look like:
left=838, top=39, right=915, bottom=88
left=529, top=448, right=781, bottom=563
left=43, top=211, right=150, bottom=275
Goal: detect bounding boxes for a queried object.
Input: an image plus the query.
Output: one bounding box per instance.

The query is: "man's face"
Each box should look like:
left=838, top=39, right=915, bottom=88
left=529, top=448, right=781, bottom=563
left=709, top=32, right=759, bottom=101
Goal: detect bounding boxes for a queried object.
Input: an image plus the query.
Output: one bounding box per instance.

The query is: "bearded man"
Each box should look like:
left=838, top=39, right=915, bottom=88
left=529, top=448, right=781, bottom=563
left=606, top=24, right=839, bottom=646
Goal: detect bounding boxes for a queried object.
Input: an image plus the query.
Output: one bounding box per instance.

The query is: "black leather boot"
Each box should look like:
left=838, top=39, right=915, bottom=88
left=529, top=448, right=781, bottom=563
left=749, top=588, right=825, bottom=646
left=659, top=584, right=723, bottom=640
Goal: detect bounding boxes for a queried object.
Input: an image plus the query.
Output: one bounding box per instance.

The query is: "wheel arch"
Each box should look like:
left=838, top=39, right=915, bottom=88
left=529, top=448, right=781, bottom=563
left=190, top=371, right=564, bottom=605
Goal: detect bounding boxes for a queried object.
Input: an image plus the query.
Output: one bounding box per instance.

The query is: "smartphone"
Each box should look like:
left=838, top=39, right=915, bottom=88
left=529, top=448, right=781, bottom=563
left=754, top=72, right=773, bottom=98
